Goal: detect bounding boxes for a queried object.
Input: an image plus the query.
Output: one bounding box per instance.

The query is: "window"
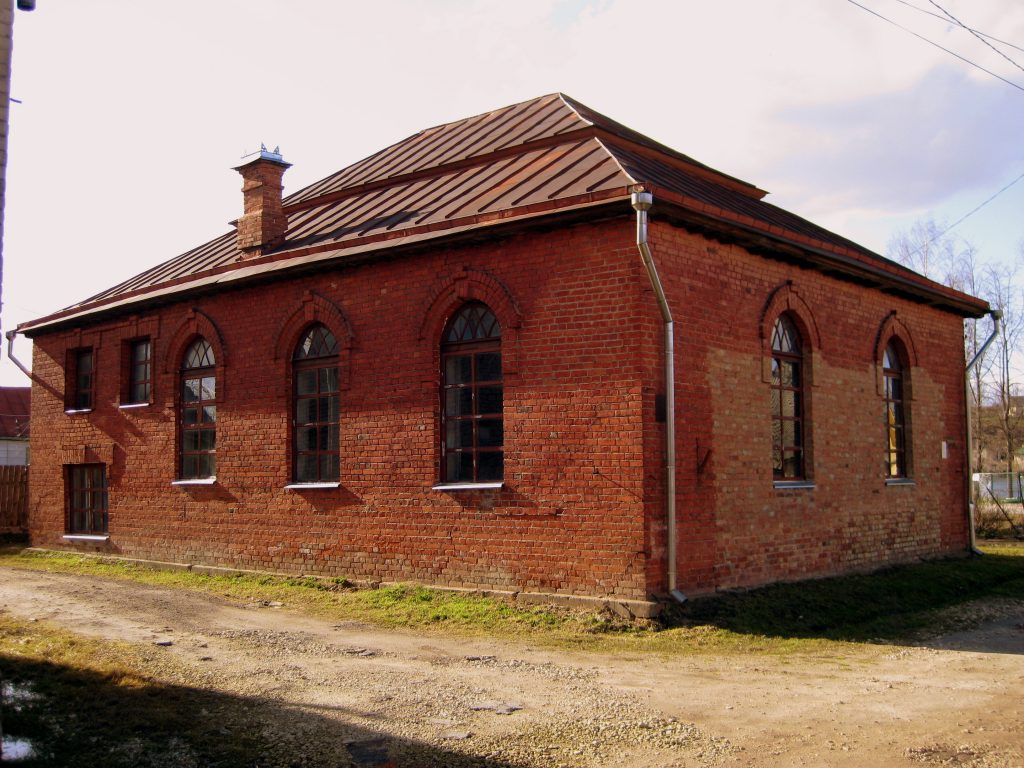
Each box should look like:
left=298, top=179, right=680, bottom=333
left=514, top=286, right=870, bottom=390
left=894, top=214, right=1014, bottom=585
left=770, top=315, right=804, bottom=480
left=180, top=338, right=216, bottom=479
left=441, top=302, right=503, bottom=483
left=70, top=348, right=94, bottom=410
left=67, top=464, right=108, bottom=534
left=126, top=338, right=152, bottom=404
left=293, top=324, right=340, bottom=483
left=883, top=342, right=908, bottom=478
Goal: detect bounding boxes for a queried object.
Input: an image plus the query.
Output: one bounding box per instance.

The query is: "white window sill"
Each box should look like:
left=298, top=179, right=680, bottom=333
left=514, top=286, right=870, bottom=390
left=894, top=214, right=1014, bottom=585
left=118, top=402, right=150, bottom=410
left=885, top=478, right=916, bottom=486
left=63, top=534, right=109, bottom=542
left=284, top=482, right=340, bottom=490
left=64, top=408, right=93, bottom=415
left=171, top=477, right=217, bottom=486
left=773, top=481, right=816, bottom=490
left=433, top=482, right=504, bottom=491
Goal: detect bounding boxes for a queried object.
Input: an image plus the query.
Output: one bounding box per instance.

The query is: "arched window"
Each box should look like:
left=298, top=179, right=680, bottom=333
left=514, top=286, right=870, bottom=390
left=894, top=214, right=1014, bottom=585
left=441, top=302, right=503, bottom=483
left=180, top=337, right=217, bottom=480
left=293, top=324, right=340, bottom=483
left=883, top=341, right=908, bottom=478
left=771, top=315, right=805, bottom=480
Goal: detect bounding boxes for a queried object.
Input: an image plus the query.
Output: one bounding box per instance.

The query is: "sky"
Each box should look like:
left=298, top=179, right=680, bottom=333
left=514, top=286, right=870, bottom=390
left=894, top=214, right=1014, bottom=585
left=2, top=0, right=1023, bottom=385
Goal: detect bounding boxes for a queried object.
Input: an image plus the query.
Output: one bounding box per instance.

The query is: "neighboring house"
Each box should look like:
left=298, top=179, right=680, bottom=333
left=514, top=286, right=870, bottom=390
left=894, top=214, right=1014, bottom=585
left=15, top=94, right=988, bottom=605
left=0, top=385, right=28, bottom=464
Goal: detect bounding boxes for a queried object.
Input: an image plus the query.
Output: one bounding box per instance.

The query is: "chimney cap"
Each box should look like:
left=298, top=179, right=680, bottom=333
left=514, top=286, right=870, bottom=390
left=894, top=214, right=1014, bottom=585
left=234, top=143, right=291, bottom=170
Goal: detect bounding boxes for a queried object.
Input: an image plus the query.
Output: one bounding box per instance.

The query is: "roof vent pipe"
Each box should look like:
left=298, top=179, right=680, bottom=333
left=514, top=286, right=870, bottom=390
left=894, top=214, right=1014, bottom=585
left=631, top=188, right=684, bottom=604
left=965, top=308, right=1002, bottom=555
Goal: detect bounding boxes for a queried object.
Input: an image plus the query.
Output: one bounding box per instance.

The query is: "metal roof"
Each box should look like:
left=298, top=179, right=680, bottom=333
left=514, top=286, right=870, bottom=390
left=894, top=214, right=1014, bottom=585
left=21, top=93, right=988, bottom=333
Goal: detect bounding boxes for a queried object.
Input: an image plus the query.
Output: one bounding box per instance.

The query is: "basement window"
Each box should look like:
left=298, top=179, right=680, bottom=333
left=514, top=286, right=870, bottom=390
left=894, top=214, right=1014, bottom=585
left=66, top=463, right=108, bottom=535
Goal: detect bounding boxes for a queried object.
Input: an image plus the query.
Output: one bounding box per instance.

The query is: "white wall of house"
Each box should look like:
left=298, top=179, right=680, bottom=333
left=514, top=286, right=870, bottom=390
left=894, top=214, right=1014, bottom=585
left=0, top=439, right=28, bottom=465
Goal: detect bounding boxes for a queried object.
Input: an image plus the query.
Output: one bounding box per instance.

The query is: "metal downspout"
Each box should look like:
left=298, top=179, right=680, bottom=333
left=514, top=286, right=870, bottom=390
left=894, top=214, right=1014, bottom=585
left=965, top=309, right=1001, bottom=555
left=631, top=190, right=685, bottom=603
left=5, top=329, right=38, bottom=383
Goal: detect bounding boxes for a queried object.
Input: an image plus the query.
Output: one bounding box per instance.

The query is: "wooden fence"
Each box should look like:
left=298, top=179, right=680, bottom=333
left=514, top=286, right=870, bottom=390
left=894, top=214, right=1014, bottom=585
left=0, top=465, right=28, bottom=531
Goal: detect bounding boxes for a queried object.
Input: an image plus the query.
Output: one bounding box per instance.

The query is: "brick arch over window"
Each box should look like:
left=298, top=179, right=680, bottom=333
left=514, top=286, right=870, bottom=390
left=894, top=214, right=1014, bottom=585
left=873, top=312, right=918, bottom=396
left=164, top=309, right=227, bottom=394
left=758, top=282, right=820, bottom=385
left=273, top=291, right=353, bottom=390
left=418, top=267, right=522, bottom=375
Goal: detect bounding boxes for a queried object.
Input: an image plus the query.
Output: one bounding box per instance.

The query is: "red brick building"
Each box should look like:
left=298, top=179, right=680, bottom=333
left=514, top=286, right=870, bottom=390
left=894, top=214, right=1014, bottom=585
left=17, top=94, right=988, bottom=606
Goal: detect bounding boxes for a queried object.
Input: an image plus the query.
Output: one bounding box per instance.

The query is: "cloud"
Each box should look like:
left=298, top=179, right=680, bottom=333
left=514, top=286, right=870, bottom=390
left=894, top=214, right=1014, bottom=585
left=761, top=66, right=1024, bottom=215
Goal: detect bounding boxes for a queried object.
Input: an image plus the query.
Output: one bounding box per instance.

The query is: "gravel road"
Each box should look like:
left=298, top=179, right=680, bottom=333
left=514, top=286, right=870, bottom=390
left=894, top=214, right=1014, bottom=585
left=1, top=567, right=1022, bottom=767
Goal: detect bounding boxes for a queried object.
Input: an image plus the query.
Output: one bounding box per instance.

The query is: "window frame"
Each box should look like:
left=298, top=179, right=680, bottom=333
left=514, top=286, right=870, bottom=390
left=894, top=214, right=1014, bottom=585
left=67, top=347, right=95, bottom=412
left=883, top=341, right=909, bottom=479
left=770, top=314, right=806, bottom=482
left=439, top=302, right=503, bottom=485
left=291, top=324, right=341, bottom=485
left=179, top=338, right=217, bottom=481
left=66, top=463, right=108, bottom=535
left=123, top=337, right=153, bottom=406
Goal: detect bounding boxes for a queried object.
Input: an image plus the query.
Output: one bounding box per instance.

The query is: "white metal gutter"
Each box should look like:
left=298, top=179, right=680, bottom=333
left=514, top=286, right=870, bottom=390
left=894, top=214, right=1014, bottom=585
left=631, top=189, right=685, bottom=603
left=964, top=309, right=1001, bottom=554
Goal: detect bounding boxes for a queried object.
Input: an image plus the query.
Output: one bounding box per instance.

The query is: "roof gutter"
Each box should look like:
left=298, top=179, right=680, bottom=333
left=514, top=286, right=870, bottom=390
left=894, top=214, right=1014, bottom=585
left=965, top=309, right=1001, bottom=555
left=631, top=188, right=685, bottom=604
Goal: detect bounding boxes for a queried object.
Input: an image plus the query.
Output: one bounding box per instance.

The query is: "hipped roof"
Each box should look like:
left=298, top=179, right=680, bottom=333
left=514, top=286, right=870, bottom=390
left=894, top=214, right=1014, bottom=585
left=20, top=93, right=988, bottom=335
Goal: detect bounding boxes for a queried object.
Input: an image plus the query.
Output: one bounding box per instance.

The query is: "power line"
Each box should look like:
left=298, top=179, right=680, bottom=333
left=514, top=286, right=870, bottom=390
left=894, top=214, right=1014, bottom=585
left=904, top=170, right=1024, bottom=258
left=845, top=0, right=1024, bottom=93
left=927, top=0, right=1024, bottom=76
left=890, top=0, right=1024, bottom=55
left=939, top=170, right=1024, bottom=239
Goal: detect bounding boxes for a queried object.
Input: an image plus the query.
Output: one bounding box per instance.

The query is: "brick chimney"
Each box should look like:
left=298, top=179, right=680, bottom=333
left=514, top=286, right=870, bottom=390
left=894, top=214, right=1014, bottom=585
left=233, top=145, right=291, bottom=257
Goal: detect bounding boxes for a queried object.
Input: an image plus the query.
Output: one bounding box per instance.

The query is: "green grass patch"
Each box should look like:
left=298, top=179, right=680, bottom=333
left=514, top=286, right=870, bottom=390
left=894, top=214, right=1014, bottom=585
left=674, top=544, right=1024, bottom=642
left=2, top=545, right=1023, bottom=655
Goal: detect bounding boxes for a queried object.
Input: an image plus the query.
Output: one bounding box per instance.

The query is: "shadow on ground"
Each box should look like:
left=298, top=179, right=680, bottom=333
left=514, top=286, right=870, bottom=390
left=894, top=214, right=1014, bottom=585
left=0, top=653, right=517, bottom=767
left=665, top=552, right=1024, bottom=654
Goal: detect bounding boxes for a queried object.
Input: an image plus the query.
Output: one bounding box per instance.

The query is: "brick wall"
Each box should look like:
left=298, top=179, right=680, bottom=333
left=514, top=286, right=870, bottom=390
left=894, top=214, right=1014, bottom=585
left=648, top=221, right=970, bottom=593
left=28, top=219, right=656, bottom=600
left=26, top=213, right=973, bottom=599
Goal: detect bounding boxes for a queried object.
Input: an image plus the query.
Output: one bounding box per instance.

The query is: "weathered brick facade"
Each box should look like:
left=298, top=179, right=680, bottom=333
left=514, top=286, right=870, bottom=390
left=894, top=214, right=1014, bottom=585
left=21, top=95, right=986, bottom=601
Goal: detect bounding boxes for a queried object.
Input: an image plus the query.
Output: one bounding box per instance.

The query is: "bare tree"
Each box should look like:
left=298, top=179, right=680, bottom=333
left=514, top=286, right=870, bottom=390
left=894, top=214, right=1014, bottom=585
left=983, top=263, right=1024, bottom=475
left=887, top=218, right=960, bottom=285
left=887, top=219, right=999, bottom=473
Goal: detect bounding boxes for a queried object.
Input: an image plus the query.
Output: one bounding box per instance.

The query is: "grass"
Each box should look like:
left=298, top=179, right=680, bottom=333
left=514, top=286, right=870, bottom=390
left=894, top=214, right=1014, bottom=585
left=2, top=548, right=1021, bottom=766
left=1, top=545, right=1023, bottom=656
left=675, top=544, right=1024, bottom=643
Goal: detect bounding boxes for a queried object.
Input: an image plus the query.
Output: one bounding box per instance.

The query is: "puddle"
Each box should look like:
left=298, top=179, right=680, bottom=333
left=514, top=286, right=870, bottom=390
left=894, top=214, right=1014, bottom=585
left=1, top=737, right=36, bottom=761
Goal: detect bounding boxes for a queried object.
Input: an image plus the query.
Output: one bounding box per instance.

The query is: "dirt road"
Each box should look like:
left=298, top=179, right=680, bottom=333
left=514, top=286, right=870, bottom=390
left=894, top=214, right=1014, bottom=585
left=1, top=567, right=1022, bottom=767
